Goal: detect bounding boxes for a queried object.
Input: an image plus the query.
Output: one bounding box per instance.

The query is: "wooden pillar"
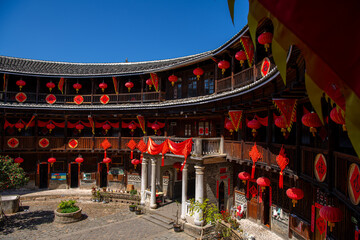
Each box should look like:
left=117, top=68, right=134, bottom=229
left=140, top=76, right=144, bottom=104
left=327, top=101, right=335, bottom=190
left=4, top=74, right=8, bottom=103
left=36, top=77, right=40, bottom=104
left=64, top=116, right=68, bottom=151
left=118, top=116, right=122, bottom=153
left=231, top=55, right=235, bottom=90
left=35, top=115, right=39, bottom=151
left=158, top=77, right=162, bottom=102
left=91, top=78, right=94, bottom=105
left=214, top=63, right=218, bottom=94
left=242, top=112, right=247, bottom=142
left=164, top=118, right=168, bottom=137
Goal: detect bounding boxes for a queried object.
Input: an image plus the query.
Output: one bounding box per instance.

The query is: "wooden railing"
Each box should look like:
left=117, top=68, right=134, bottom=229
left=4, top=91, right=165, bottom=105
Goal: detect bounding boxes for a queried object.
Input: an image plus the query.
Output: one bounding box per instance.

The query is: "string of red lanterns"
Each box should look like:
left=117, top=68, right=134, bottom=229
left=168, top=75, right=178, bottom=86
left=247, top=118, right=261, bottom=137
left=330, top=107, right=346, bottom=131
left=99, top=82, right=108, bottom=92
left=46, top=122, right=56, bottom=133
left=102, top=123, right=111, bottom=134
left=131, top=159, right=140, bottom=169
left=16, top=79, right=26, bottom=91
left=301, top=112, right=322, bottom=136
left=218, top=60, right=230, bottom=75
left=193, top=67, right=204, bottom=80
left=125, top=81, right=134, bottom=92
left=146, top=79, right=153, bottom=90
left=286, top=187, right=304, bottom=207
left=238, top=171, right=250, bottom=184
left=235, top=50, right=247, bottom=67
left=48, top=157, right=56, bottom=166
left=75, top=123, right=85, bottom=133
left=15, top=122, right=25, bottom=132
left=46, top=81, right=55, bottom=92
left=258, top=32, right=273, bottom=52
left=319, top=206, right=343, bottom=232
left=73, top=82, right=82, bottom=93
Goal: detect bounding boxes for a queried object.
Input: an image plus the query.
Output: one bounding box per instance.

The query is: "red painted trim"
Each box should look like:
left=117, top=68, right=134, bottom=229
left=311, top=205, right=315, bottom=232
left=220, top=167, right=226, bottom=174
left=216, top=180, right=219, bottom=198
left=220, top=175, right=228, bottom=180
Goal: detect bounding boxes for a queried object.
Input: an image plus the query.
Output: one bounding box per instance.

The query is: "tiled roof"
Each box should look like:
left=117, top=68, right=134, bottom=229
left=0, top=27, right=248, bottom=77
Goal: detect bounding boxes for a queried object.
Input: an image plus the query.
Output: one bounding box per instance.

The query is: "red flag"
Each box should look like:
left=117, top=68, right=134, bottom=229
left=112, top=77, right=118, bottom=94
left=88, top=115, right=95, bottom=134
left=150, top=73, right=159, bottom=92
left=273, top=99, right=297, bottom=132
left=228, top=110, right=243, bottom=132
left=25, top=114, right=36, bottom=130
left=58, top=77, right=64, bottom=94
left=137, top=115, right=146, bottom=134
left=240, top=36, right=254, bottom=67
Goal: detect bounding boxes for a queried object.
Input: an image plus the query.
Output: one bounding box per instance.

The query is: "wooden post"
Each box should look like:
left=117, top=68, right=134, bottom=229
left=327, top=101, right=335, bottom=190
left=231, top=55, right=235, bottom=90
left=158, top=77, right=162, bottom=102
left=295, top=103, right=302, bottom=175
left=266, top=107, right=272, bottom=146
left=4, top=74, right=8, bottom=103
left=36, top=77, right=40, bottom=104
left=91, top=78, right=94, bottom=105
left=140, top=75, right=144, bottom=104
left=64, top=116, right=68, bottom=151
left=118, top=116, right=121, bottom=153
left=214, top=63, right=218, bottom=94
left=164, top=118, right=168, bottom=137
left=35, top=115, right=39, bottom=151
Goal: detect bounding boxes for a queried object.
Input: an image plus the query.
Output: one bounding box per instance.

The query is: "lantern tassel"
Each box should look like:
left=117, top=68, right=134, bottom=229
left=134, top=165, right=137, bottom=170
left=310, top=127, right=317, bottom=136
left=171, top=82, right=174, bottom=87
left=251, top=165, right=255, bottom=179
left=259, top=187, right=263, bottom=203
left=240, top=60, right=244, bottom=67
left=222, top=69, right=225, bottom=75
left=131, top=150, right=133, bottom=159
left=196, top=75, right=200, bottom=80
left=342, top=124, right=347, bottom=131
left=161, top=155, right=164, bottom=167
left=279, top=172, right=284, bottom=189
left=106, top=163, right=109, bottom=173
left=140, top=153, right=143, bottom=164
left=328, top=222, right=335, bottom=232
left=292, top=199, right=297, bottom=208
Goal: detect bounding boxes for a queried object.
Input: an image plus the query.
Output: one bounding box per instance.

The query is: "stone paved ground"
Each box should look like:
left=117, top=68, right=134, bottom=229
left=0, top=199, right=193, bottom=240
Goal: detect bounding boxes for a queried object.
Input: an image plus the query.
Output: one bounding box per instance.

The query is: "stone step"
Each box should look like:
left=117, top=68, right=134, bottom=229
left=142, top=215, right=174, bottom=230
left=149, top=213, right=174, bottom=225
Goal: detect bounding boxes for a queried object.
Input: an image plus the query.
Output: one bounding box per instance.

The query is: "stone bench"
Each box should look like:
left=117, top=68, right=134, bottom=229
left=1, top=195, right=20, bottom=214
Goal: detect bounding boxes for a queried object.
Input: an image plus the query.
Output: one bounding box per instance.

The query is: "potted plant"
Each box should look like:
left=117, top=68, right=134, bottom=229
left=54, top=200, right=82, bottom=224
left=173, top=200, right=181, bottom=232
left=135, top=205, right=142, bottom=215
left=129, top=204, right=137, bottom=212
left=96, top=190, right=102, bottom=202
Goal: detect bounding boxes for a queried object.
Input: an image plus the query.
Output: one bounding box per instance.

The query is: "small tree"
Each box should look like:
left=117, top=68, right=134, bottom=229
left=188, top=198, right=222, bottom=238
left=0, top=155, right=29, bottom=191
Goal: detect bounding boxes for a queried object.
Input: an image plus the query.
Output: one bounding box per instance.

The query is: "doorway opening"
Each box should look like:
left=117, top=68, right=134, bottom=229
left=39, top=163, right=49, bottom=189
left=70, top=163, right=79, bottom=188
left=219, top=181, right=225, bottom=211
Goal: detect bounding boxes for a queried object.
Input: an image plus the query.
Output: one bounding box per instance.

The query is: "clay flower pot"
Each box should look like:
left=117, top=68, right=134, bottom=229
left=54, top=207, right=82, bottom=224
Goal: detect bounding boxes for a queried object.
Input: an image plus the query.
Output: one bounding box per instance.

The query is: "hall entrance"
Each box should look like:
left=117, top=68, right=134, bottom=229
left=260, top=186, right=271, bottom=228
left=69, top=162, right=79, bottom=188
left=219, top=181, right=225, bottom=211
left=38, top=162, right=49, bottom=189
left=97, top=162, right=108, bottom=188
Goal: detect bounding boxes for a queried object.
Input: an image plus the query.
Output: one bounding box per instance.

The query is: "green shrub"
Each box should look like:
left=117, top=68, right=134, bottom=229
left=130, top=189, right=137, bottom=195
left=0, top=155, right=29, bottom=190
left=58, top=200, right=79, bottom=213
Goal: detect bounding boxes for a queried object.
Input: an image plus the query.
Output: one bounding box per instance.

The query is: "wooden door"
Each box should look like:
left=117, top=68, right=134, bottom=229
left=248, top=198, right=258, bottom=220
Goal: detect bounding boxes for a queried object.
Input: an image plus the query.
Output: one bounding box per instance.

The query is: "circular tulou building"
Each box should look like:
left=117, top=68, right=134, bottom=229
left=1, top=20, right=359, bottom=239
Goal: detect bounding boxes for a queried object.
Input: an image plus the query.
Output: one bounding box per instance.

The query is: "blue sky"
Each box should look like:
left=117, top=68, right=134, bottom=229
left=0, top=0, right=248, bottom=63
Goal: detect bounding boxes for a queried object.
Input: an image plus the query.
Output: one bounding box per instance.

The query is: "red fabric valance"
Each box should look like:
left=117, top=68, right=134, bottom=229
left=255, top=115, right=268, bottom=126
left=38, top=120, right=65, bottom=128
left=4, top=119, right=35, bottom=129
left=122, top=121, right=140, bottom=128
left=94, top=121, right=119, bottom=128
left=147, top=121, right=165, bottom=128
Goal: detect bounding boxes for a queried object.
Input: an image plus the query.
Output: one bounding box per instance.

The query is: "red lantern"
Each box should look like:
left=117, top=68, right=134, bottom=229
left=330, top=107, right=346, bottom=131
left=256, top=177, right=270, bottom=191
left=302, top=112, right=322, bottom=136
left=125, top=81, right=134, bottom=92
left=16, top=79, right=26, bottom=91
left=218, top=60, right=230, bottom=75
left=151, top=122, right=160, bottom=134
left=274, top=115, right=287, bottom=136
left=131, top=159, right=140, bottom=169
left=75, top=156, right=84, bottom=165
left=168, top=75, right=178, bottom=86
left=235, top=50, right=247, bottom=67
left=286, top=187, right=304, bottom=207
left=73, top=83, right=82, bottom=93
left=46, top=81, right=55, bottom=92
left=48, top=157, right=56, bottom=167
left=225, top=120, right=235, bottom=135
left=173, top=162, right=182, bottom=172
left=15, top=122, right=24, bottom=132
left=103, top=157, right=111, bottom=173
left=258, top=32, right=273, bottom=52
left=146, top=79, right=153, bottom=90
left=193, top=67, right=204, bottom=80
left=128, top=123, right=137, bottom=132
left=102, top=123, right=111, bottom=134
left=75, top=123, right=84, bottom=133
left=247, top=119, right=261, bottom=137
left=14, top=157, right=24, bottom=164
left=46, top=123, right=56, bottom=133
left=319, top=206, right=343, bottom=232
left=238, top=171, right=250, bottom=184
left=99, top=82, right=108, bottom=92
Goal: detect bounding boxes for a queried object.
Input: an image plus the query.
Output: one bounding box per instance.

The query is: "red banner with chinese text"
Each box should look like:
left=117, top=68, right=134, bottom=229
left=228, top=110, right=243, bottom=132
left=112, top=77, right=119, bottom=94
left=273, top=99, right=297, bottom=132
left=150, top=73, right=159, bottom=92
left=137, top=115, right=146, bottom=134
left=240, top=36, right=254, bottom=67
